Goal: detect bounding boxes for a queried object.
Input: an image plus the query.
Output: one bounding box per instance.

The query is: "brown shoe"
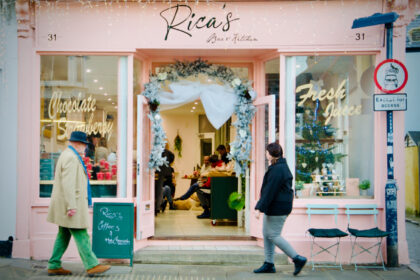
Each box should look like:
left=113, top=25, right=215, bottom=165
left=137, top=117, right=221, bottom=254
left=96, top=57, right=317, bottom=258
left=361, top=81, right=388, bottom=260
left=47, top=267, right=72, bottom=276
left=86, top=264, right=111, bottom=277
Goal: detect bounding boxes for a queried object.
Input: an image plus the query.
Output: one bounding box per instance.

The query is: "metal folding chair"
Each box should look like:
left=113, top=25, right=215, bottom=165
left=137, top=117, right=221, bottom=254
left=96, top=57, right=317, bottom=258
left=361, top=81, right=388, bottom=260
left=306, top=204, right=348, bottom=271
left=345, top=204, right=390, bottom=271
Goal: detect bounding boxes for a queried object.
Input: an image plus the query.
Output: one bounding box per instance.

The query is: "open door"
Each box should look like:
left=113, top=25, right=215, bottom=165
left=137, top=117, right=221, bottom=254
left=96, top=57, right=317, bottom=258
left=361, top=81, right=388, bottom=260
left=136, top=95, right=154, bottom=240
left=249, top=95, right=276, bottom=238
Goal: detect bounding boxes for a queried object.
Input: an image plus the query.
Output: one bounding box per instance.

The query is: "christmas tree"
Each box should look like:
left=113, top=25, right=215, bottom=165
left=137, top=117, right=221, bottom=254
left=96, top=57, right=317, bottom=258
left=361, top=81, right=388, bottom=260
left=295, top=100, right=346, bottom=183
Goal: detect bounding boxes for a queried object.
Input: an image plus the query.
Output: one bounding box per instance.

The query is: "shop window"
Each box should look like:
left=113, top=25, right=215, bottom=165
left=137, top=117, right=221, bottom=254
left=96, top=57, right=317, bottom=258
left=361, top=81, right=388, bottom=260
left=264, top=58, right=280, bottom=141
left=40, top=55, right=120, bottom=198
left=285, top=55, right=375, bottom=199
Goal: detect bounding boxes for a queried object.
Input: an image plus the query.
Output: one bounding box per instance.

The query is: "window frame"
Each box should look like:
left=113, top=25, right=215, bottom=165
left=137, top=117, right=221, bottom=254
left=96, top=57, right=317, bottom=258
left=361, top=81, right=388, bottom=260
left=34, top=53, right=135, bottom=205
left=276, top=51, right=384, bottom=208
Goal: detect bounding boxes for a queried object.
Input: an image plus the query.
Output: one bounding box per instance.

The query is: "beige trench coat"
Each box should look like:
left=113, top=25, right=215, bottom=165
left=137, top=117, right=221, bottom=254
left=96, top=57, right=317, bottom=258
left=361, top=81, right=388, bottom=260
left=47, top=147, right=90, bottom=229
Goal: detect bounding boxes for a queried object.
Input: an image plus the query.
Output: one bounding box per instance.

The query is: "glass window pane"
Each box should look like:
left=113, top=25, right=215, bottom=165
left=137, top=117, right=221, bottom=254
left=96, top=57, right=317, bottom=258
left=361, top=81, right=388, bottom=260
left=287, top=55, right=375, bottom=199
left=40, top=55, right=119, bottom=198
left=264, top=58, right=279, bottom=141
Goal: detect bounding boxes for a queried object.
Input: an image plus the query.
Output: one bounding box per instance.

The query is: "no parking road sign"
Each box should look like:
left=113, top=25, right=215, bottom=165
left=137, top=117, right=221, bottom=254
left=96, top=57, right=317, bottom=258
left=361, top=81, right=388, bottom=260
left=374, top=59, right=408, bottom=93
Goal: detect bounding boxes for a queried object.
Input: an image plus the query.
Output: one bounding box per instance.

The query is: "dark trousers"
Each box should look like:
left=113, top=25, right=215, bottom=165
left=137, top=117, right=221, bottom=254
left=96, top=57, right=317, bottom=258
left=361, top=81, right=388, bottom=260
left=155, top=179, right=164, bottom=211
left=197, top=189, right=211, bottom=210
left=179, top=182, right=200, bottom=200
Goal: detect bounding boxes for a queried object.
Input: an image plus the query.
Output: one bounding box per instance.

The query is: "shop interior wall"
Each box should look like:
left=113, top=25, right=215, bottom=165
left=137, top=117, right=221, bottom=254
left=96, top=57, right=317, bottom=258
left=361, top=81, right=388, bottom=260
left=405, top=51, right=420, bottom=133
left=0, top=5, right=17, bottom=240
left=160, top=111, right=200, bottom=198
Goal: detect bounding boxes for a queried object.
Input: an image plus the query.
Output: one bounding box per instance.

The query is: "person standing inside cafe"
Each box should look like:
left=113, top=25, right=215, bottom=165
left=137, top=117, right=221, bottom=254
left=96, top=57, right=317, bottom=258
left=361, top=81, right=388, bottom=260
left=47, top=131, right=111, bottom=277
left=254, top=142, right=307, bottom=276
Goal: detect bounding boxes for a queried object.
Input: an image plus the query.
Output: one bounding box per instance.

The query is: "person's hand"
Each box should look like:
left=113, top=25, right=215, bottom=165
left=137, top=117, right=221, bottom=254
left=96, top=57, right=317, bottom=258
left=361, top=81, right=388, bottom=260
left=67, top=209, right=76, bottom=217
left=255, top=210, right=260, bottom=219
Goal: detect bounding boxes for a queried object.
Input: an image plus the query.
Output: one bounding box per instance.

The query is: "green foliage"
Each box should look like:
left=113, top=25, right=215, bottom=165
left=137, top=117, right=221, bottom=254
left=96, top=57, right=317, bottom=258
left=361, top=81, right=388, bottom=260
left=295, top=105, right=346, bottom=183
left=359, top=179, right=371, bottom=190
left=295, top=181, right=304, bottom=191
left=174, top=133, right=182, bottom=158
left=228, top=192, right=245, bottom=211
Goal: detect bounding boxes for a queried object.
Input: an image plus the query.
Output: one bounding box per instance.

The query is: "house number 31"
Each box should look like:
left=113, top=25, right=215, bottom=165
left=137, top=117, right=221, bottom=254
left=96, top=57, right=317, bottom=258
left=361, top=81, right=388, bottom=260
left=355, top=33, right=365, bottom=40
left=47, top=34, right=57, bottom=41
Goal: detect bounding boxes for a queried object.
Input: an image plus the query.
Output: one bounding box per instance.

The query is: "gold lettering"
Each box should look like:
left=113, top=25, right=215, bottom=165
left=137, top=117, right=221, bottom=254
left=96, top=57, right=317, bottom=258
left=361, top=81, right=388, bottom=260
left=48, top=91, right=60, bottom=119
left=296, top=79, right=362, bottom=125
left=90, top=97, right=96, bottom=112
left=296, top=84, right=315, bottom=107
left=318, top=89, right=327, bottom=101
left=324, top=102, right=335, bottom=125
left=324, top=103, right=363, bottom=125
left=71, top=99, right=77, bottom=112
left=326, top=88, right=335, bottom=100
left=337, top=79, right=347, bottom=100
left=57, top=118, right=67, bottom=141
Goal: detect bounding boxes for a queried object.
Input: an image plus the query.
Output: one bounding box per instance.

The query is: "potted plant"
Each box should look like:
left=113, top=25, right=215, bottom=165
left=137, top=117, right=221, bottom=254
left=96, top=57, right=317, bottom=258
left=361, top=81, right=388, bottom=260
left=359, top=179, right=370, bottom=196
left=295, top=181, right=304, bottom=198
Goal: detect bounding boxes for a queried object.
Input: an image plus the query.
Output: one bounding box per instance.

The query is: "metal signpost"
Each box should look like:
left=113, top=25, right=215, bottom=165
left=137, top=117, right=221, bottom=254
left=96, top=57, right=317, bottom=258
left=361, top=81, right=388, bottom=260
left=352, top=12, right=405, bottom=267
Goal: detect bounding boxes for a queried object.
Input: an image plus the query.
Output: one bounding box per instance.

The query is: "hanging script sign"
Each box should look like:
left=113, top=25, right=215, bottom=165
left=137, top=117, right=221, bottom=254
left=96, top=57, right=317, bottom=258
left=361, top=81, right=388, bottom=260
left=296, top=79, right=362, bottom=125
left=159, top=4, right=258, bottom=45
left=48, top=91, right=113, bottom=140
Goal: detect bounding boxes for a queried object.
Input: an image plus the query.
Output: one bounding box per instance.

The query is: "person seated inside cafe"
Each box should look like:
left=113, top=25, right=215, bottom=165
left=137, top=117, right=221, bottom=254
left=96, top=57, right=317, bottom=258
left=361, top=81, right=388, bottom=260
left=195, top=154, right=227, bottom=219
left=216, top=144, right=230, bottom=164
left=174, top=155, right=218, bottom=201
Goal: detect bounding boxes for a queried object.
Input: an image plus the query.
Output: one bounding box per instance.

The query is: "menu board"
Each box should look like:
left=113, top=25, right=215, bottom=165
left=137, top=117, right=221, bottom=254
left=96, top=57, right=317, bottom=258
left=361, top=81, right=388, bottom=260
left=92, top=202, right=134, bottom=266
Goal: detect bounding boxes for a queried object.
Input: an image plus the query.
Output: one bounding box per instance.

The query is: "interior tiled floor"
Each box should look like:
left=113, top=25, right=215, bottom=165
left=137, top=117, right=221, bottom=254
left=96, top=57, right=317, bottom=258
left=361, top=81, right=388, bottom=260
left=154, top=210, right=246, bottom=237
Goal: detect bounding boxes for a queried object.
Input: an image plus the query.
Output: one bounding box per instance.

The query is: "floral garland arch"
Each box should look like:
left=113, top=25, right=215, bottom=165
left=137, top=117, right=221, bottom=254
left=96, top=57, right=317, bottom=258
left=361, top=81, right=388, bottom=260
left=141, top=59, right=256, bottom=176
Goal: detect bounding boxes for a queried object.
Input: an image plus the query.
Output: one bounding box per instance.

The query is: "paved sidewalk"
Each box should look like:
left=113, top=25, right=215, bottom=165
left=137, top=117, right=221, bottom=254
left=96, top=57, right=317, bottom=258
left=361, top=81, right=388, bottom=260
left=407, top=218, right=420, bottom=275
left=0, top=258, right=419, bottom=280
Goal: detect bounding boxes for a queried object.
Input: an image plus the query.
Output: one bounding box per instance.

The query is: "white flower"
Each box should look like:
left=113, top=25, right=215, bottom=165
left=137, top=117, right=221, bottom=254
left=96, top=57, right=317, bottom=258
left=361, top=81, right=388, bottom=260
left=231, top=78, right=241, bottom=87
left=239, top=129, right=246, bottom=138
left=154, top=114, right=161, bottom=120
left=157, top=72, right=168, bottom=81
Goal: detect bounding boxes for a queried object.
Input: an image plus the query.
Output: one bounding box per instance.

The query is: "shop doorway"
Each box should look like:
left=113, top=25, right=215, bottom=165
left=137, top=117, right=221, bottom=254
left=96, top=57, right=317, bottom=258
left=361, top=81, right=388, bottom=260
left=134, top=51, right=277, bottom=240
left=154, top=99, right=243, bottom=237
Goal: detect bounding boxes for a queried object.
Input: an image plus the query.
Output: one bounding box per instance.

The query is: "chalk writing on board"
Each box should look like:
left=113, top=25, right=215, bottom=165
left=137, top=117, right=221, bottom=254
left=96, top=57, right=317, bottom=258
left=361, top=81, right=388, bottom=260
left=100, top=207, right=123, bottom=220
left=97, top=220, right=120, bottom=232
left=105, top=235, right=130, bottom=246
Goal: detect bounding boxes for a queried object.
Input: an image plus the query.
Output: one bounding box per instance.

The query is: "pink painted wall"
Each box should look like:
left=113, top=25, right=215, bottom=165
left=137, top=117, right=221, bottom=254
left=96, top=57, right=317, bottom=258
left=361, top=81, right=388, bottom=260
left=14, top=0, right=414, bottom=265
left=35, top=1, right=383, bottom=50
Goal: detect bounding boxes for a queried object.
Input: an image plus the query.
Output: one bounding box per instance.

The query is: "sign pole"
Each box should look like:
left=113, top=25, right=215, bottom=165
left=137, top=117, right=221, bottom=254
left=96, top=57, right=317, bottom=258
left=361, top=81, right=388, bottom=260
left=352, top=12, right=401, bottom=268
left=384, top=22, right=399, bottom=267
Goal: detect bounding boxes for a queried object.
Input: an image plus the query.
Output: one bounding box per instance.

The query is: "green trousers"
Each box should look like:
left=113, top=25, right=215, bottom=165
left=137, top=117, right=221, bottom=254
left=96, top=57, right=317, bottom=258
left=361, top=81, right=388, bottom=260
left=48, top=226, right=99, bottom=270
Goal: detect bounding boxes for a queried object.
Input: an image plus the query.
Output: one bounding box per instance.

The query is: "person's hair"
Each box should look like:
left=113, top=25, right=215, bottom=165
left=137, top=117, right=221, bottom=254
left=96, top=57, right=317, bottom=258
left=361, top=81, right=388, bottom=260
left=216, top=145, right=226, bottom=152
left=209, top=154, right=219, bottom=163
left=162, top=150, right=175, bottom=164
left=266, top=142, right=283, bottom=164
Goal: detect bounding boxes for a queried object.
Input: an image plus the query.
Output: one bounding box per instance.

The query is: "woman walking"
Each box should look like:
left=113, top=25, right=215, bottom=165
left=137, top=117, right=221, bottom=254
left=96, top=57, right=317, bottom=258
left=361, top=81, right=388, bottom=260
left=254, top=142, right=307, bottom=276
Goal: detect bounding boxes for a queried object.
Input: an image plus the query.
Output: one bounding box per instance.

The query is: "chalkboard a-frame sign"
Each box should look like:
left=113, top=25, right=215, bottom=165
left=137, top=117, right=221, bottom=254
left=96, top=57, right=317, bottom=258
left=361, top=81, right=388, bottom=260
left=92, top=202, right=134, bottom=266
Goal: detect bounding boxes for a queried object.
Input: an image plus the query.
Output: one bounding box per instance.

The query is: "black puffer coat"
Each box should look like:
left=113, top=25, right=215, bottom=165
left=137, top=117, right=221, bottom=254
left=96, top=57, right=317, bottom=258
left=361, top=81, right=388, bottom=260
left=255, top=158, right=294, bottom=216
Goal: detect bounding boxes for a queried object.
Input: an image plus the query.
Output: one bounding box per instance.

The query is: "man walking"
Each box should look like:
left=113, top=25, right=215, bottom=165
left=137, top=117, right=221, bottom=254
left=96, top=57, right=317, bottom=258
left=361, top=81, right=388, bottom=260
left=47, top=131, right=111, bottom=276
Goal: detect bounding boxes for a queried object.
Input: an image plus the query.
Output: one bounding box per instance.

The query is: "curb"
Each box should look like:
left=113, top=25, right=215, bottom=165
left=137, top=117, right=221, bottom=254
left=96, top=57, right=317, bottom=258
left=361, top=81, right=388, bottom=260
left=405, top=218, right=420, bottom=226
left=408, top=263, right=420, bottom=276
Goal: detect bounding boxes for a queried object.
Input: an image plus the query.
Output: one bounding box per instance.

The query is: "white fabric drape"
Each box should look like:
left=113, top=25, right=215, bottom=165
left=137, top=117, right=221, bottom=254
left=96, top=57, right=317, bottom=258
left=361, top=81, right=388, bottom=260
left=158, top=81, right=238, bottom=129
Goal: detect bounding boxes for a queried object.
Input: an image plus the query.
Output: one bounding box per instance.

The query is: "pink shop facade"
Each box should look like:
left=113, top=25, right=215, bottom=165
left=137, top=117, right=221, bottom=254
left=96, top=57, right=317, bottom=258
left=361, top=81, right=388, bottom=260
left=13, top=0, right=417, bottom=264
